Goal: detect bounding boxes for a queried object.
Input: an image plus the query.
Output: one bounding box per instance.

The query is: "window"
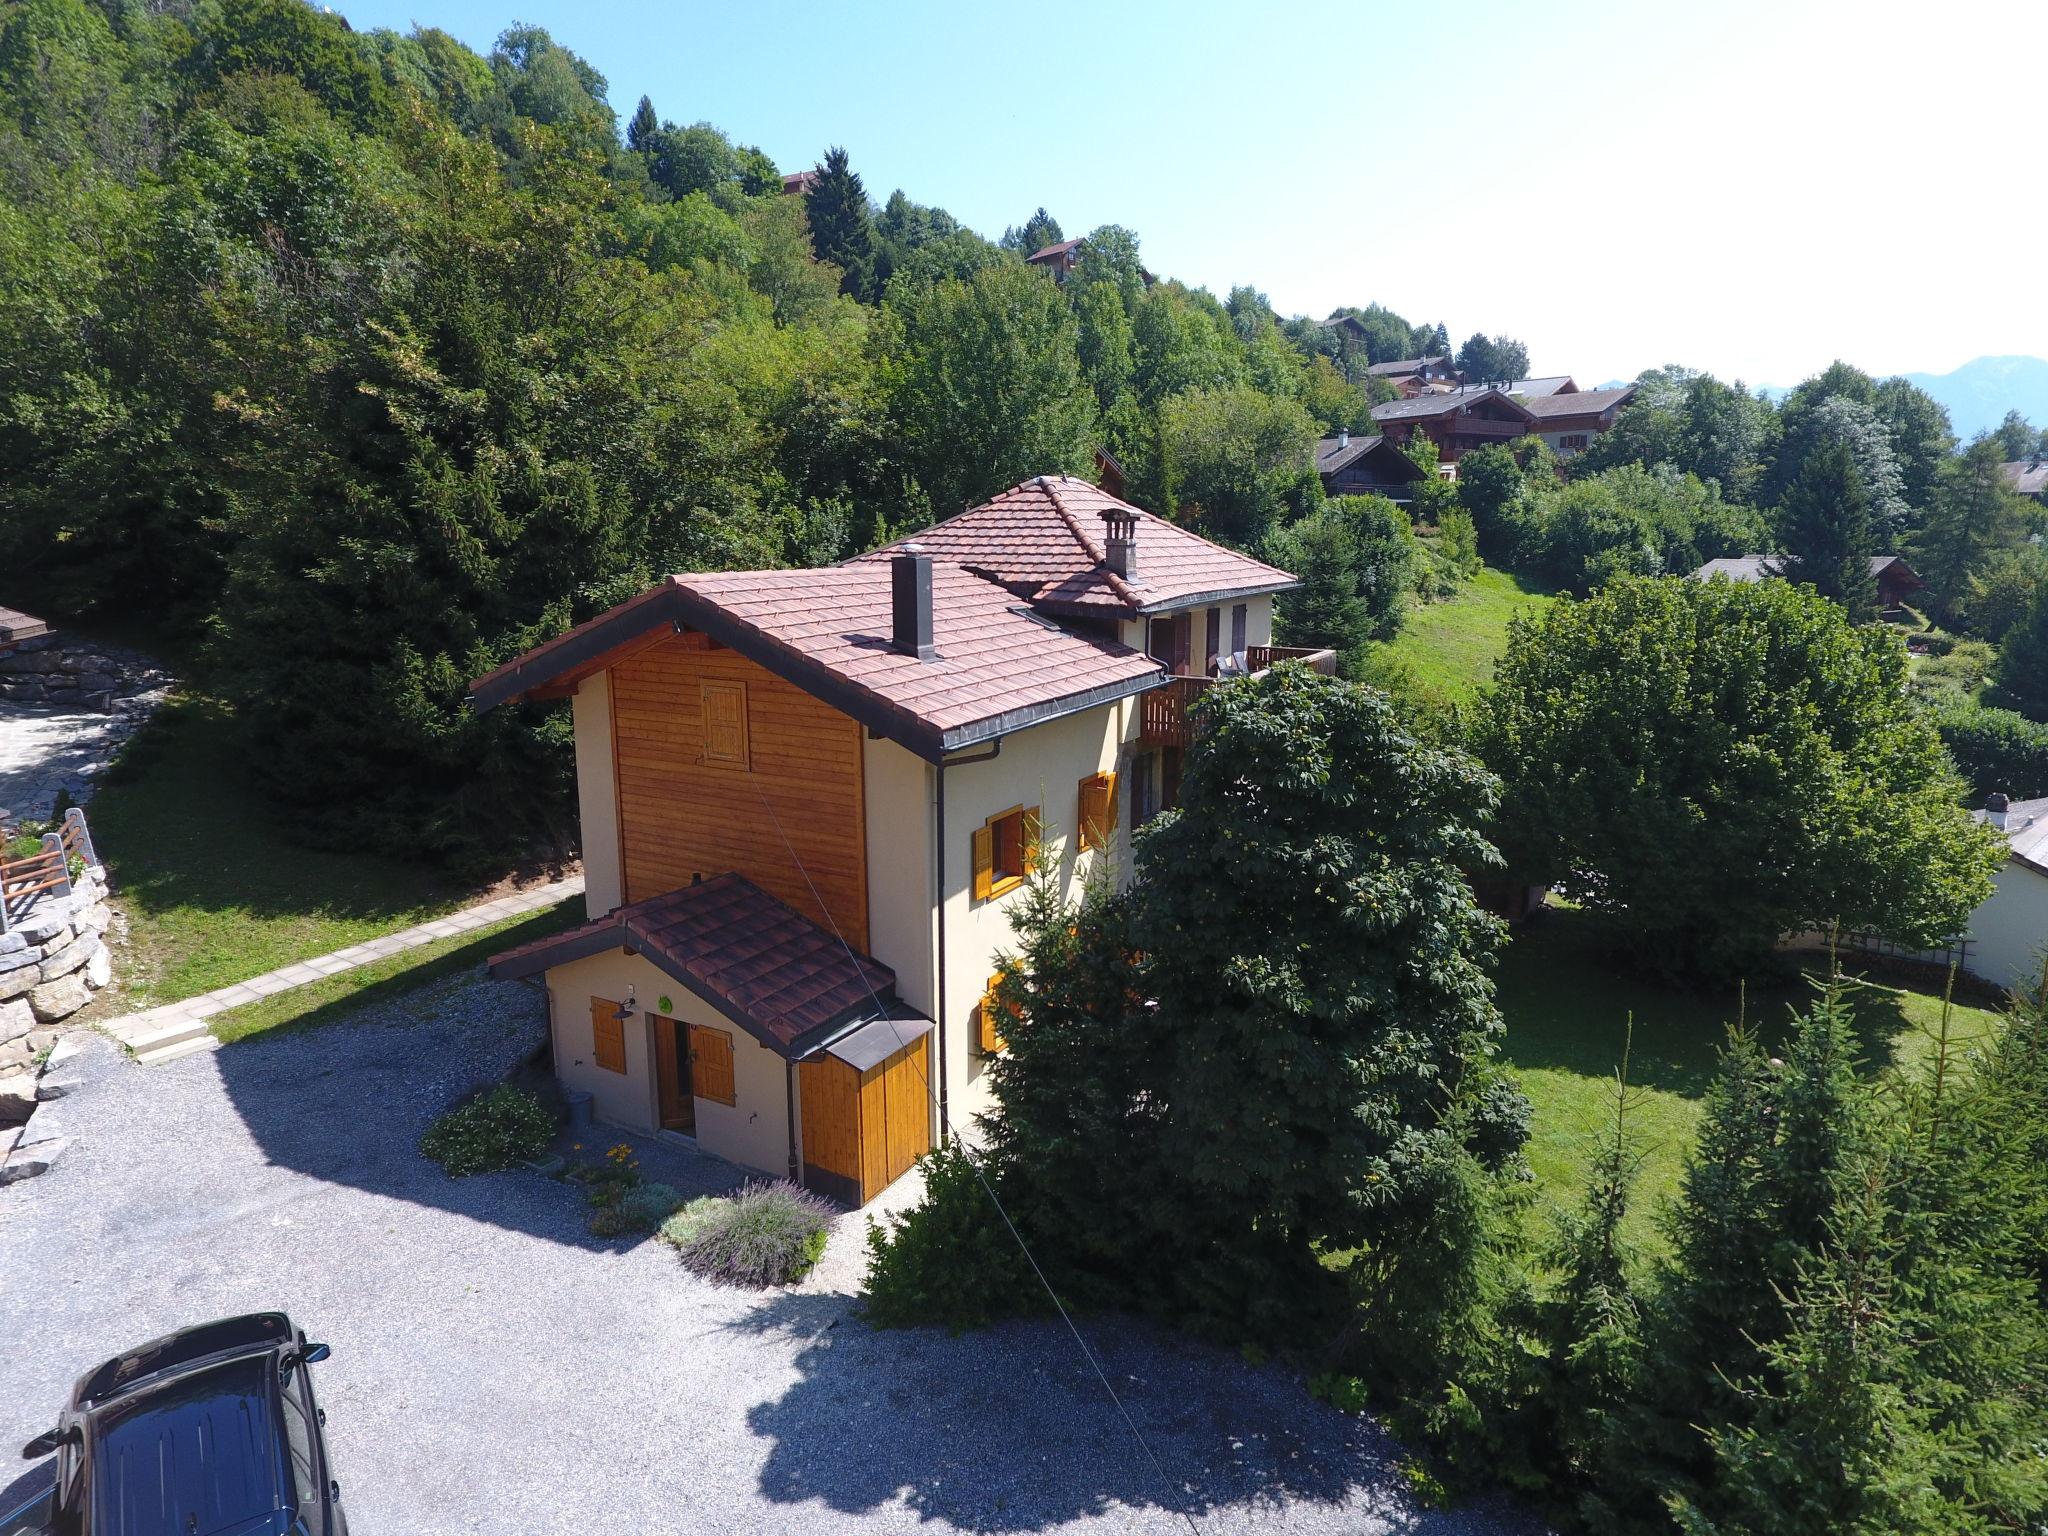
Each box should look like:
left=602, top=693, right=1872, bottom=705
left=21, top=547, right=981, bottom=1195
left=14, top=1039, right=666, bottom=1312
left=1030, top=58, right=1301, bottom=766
left=971, top=804, right=1039, bottom=901
left=1203, top=608, right=1221, bottom=675
left=1230, top=604, right=1247, bottom=657
left=278, top=1380, right=320, bottom=1508
left=700, top=679, right=749, bottom=769
left=1560, top=434, right=1589, bottom=452
left=979, top=970, right=1020, bottom=1054
left=590, top=997, right=627, bottom=1074
left=686, top=1023, right=737, bottom=1105
left=1130, top=753, right=1159, bottom=831
left=1077, top=771, right=1118, bottom=852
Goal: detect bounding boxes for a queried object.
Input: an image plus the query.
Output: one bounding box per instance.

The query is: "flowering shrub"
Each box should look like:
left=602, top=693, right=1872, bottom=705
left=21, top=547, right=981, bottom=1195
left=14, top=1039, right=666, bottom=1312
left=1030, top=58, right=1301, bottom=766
left=660, top=1181, right=833, bottom=1286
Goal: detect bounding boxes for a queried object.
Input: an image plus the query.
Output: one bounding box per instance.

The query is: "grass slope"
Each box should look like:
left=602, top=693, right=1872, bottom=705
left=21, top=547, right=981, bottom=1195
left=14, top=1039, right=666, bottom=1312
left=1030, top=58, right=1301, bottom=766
left=1376, top=566, right=1557, bottom=703
left=85, top=694, right=515, bottom=1013
left=1497, top=911, right=2003, bottom=1255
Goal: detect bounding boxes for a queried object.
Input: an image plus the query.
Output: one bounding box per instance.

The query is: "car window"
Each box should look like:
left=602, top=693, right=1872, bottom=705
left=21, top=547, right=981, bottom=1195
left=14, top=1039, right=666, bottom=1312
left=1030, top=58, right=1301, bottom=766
left=277, top=1383, right=319, bottom=1509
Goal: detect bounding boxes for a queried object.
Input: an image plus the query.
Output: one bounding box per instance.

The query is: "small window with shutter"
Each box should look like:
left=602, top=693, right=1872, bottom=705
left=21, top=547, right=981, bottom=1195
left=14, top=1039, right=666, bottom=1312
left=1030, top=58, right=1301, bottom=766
left=686, top=1023, right=737, bottom=1105
left=979, top=969, right=1020, bottom=1054
left=1077, top=771, right=1117, bottom=852
left=700, top=679, right=750, bottom=770
left=590, top=996, right=627, bottom=1074
left=971, top=804, right=1039, bottom=901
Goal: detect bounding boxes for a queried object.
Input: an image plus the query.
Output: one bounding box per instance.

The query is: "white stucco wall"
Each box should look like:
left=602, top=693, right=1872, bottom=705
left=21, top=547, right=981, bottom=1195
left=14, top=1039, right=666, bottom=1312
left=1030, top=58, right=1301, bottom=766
left=1117, top=594, right=1274, bottom=662
left=542, top=947, right=795, bottom=1180
left=570, top=674, right=622, bottom=918
left=1967, top=861, right=2048, bottom=999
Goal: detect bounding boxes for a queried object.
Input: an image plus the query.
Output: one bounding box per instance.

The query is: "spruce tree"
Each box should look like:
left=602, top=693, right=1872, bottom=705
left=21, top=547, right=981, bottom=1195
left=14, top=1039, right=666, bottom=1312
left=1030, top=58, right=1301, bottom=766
left=802, top=146, right=877, bottom=301
left=1993, top=578, right=2048, bottom=722
left=1266, top=508, right=1372, bottom=658
left=1776, top=438, right=1878, bottom=615
left=626, top=93, right=657, bottom=154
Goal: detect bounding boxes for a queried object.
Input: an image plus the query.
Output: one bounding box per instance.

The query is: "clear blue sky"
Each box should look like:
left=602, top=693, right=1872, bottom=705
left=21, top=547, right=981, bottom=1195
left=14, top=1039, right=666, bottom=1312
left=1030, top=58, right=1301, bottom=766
left=334, top=0, right=2044, bottom=388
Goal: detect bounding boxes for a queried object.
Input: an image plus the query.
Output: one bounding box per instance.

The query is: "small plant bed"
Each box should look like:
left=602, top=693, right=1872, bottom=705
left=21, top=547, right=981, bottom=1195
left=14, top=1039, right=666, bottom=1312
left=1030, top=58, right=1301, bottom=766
left=562, top=1143, right=689, bottom=1237
left=660, top=1181, right=833, bottom=1287
left=421, top=1083, right=559, bottom=1177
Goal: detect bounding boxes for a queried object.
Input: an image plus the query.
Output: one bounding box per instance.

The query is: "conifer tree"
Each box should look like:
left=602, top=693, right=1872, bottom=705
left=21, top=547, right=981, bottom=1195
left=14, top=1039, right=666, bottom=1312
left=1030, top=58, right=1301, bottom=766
left=1776, top=438, right=1878, bottom=616
left=803, top=146, right=877, bottom=301
left=626, top=93, right=657, bottom=153
left=1993, top=578, right=2048, bottom=722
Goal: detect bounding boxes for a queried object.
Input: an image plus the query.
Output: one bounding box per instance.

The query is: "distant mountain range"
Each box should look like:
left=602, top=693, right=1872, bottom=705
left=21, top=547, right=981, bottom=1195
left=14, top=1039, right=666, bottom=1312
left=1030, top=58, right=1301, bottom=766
left=1899, top=356, right=2048, bottom=441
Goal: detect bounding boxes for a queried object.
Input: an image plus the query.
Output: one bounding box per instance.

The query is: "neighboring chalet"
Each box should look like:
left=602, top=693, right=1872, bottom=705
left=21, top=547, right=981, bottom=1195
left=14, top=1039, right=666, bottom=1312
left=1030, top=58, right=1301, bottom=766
left=1369, top=387, right=1535, bottom=470
left=473, top=477, right=1324, bottom=1205
left=1964, top=795, right=2048, bottom=999
left=1026, top=238, right=1155, bottom=285
left=1521, top=385, right=1637, bottom=460
left=780, top=170, right=819, bottom=196
left=1315, top=430, right=1427, bottom=502
left=1692, top=554, right=1924, bottom=610
left=2001, top=456, right=2048, bottom=503
left=1364, top=355, right=1461, bottom=397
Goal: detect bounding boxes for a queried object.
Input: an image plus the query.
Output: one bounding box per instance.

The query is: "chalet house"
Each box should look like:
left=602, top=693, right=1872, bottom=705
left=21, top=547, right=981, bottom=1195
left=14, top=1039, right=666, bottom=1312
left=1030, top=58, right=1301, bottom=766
left=2002, top=456, right=2048, bottom=503
left=1025, top=239, right=1155, bottom=286
left=1314, top=430, right=1426, bottom=502
left=1520, top=385, right=1636, bottom=459
left=1369, top=387, right=1535, bottom=470
left=780, top=170, right=819, bottom=197
left=1365, top=356, right=1460, bottom=397
left=473, top=477, right=1314, bottom=1206
left=1964, top=795, right=2048, bottom=999
left=1691, top=554, right=1924, bottom=610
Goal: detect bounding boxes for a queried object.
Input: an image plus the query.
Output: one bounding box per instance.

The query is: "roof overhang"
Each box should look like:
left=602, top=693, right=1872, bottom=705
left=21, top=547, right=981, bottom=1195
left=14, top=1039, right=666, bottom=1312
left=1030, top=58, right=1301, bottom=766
left=470, top=578, right=1166, bottom=764
left=1132, top=578, right=1300, bottom=615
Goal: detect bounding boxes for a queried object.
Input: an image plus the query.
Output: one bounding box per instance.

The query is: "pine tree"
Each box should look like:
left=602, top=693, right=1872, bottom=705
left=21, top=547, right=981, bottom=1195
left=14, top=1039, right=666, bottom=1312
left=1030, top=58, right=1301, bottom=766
left=1776, top=439, right=1878, bottom=616
left=626, top=94, right=657, bottom=154
left=1993, top=578, right=2048, bottom=723
left=1266, top=508, right=1372, bottom=657
left=802, top=146, right=877, bottom=301
left=1911, top=435, right=2027, bottom=626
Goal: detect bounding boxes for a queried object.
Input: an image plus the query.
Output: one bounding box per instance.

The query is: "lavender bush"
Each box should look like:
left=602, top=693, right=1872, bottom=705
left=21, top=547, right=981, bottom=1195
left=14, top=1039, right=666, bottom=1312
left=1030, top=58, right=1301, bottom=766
left=660, top=1180, right=834, bottom=1286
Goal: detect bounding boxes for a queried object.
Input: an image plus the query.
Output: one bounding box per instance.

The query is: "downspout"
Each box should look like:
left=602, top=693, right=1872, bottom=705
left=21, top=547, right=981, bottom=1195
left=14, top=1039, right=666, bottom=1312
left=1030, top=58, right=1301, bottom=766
left=932, top=738, right=1003, bottom=1149
left=785, top=1061, right=800, bottom=1185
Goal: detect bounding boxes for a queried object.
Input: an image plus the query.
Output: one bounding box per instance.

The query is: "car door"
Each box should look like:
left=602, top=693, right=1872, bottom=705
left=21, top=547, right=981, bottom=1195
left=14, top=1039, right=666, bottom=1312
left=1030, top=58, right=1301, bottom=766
left=278, top=1370, right=326, bottom=1535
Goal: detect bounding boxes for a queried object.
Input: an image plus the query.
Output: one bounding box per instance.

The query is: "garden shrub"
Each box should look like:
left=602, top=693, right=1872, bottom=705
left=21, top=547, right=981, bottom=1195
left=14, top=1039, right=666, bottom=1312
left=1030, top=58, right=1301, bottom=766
left=420, top=1084, right=556, bottom=1177
left=1927, top=699, right=2048, bottom=802
left=616, top=1181, right=685, bottom=1231
left=862, top=1145, right=1041, bottom=1330
left=660, top=1181, right=833, bottom=1286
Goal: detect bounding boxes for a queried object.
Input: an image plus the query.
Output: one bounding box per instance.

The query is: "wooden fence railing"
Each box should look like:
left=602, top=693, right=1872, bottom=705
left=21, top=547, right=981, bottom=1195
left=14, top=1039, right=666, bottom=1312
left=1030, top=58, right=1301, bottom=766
left=1, top=807, right=96, bottom=934
left=1243, top=645, right=1340, bottom=676
left=1139, top=647, right=1343, bottom=747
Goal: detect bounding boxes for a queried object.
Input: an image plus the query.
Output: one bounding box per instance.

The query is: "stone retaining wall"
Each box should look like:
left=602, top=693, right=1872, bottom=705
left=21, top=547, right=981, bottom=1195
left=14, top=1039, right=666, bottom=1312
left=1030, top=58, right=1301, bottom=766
left=0, top=632, right=129, bottom=711
left=1, top=865, right=113, bottom=1042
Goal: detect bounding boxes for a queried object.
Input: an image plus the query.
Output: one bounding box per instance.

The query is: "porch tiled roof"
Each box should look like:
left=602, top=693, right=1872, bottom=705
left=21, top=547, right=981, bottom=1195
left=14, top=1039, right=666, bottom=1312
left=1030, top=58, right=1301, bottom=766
left=489, top=873, right=905, bottom=1056
left=859, top=475, right=1297, bottom=615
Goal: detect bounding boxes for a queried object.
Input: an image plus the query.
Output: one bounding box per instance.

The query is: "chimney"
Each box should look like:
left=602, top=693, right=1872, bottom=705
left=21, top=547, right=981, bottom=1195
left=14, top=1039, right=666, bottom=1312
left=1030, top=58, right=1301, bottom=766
left=891, top=545, right=935, bottom=661
left=1338, top=427, right=1350, bottom=449
left=1099, top=507, right=1139, bottom=581
left=1988, top=792, right=2011, bottom=833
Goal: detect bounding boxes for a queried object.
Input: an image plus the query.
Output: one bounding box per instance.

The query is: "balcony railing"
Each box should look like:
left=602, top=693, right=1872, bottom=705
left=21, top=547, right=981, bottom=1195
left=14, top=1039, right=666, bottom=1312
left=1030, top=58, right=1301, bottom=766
left=1139, top=647, right=1339, bottom=748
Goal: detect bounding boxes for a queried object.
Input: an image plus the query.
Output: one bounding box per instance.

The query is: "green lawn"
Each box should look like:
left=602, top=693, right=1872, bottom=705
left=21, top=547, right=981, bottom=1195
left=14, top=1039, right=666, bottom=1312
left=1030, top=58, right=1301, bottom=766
left=1374, top=566, right=1557, bottom=703
left=82, top=692, right=521, bottom=1014
left=209, top=897, right=585, bottom=1044
left=1497, top=910, right=2003, bottom=1256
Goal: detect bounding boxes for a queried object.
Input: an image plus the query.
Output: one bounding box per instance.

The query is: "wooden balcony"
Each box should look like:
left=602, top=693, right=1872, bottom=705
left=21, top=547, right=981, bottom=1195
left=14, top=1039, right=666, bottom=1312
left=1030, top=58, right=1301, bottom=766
left=1138, top=648, right=1339, bottom=748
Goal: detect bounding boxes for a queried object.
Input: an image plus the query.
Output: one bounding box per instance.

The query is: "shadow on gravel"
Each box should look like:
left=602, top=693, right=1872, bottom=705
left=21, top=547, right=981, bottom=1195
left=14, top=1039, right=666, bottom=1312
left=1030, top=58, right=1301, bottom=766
left=726, top=1292, right=1473, bottom=1533
left=208, top=981, right=739, bottom=1252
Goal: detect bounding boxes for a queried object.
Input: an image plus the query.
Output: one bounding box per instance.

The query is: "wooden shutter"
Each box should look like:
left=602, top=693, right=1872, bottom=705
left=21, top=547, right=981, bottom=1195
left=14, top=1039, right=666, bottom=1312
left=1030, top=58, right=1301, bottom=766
left=590, top=997, right=626, bottom=1074
left=1078, top=771, right=1117, bottom=852
left=1231, top=604, right=1247, bottom=655
left=1020, top=806, right=1042, bottom=873
left=1204, top=608, right=1220, bottom=675
left=687, top=1023, right=736, bottom=1105
left=971, top=824, right=994, bottom=900
left=979, top=972, right=1009, bottom=1054
left=700, top=679, right=749, bottom=769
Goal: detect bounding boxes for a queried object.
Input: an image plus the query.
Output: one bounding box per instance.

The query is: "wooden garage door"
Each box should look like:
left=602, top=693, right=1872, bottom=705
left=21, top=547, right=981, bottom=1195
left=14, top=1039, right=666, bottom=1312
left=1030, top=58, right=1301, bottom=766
left=798, top=1034, right=931, bottom=1206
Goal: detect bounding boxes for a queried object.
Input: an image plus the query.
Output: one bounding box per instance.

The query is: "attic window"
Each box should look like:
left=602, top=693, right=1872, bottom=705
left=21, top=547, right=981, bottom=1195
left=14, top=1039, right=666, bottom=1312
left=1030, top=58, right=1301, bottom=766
left=972, top=804, right=1040, bottom=901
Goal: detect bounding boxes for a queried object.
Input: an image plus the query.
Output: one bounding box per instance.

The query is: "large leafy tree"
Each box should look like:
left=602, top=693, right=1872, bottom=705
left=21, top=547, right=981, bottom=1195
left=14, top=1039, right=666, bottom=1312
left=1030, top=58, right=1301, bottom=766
left=880, top=259, right=1095, bottom=512
left=1479, top=576, right=2004, bottom=978
left=1156, top=382, right=1319, bottom=545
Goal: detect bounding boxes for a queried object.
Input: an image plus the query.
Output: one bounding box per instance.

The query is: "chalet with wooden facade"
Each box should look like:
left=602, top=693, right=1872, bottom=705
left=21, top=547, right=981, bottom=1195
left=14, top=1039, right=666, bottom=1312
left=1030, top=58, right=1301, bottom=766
left=1315, top=431, right=1426, bottom=502
left=1692, top=554, right=1925, bottom=611
left=1369, top=387, right=1535, bottom=469
left=2002, top=456, right=2048, bottom=503
left=1521, top=385, right=1637, bottom=460
left=475, top=476, right=1311, bottom=1205
left=1365, top=355, right=1461, bottom=397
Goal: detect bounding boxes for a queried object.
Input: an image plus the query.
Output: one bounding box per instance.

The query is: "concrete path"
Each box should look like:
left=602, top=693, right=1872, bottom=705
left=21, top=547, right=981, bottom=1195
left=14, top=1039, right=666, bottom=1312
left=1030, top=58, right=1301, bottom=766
left=101, top=874, right=583, bottom=1064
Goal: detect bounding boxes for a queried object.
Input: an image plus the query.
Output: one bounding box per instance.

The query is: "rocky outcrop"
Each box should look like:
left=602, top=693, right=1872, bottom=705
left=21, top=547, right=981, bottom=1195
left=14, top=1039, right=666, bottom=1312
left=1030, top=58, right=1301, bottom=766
left=0, top=1030, right=75, bottom=1183
left=0, top=864, right=112, bottom=1027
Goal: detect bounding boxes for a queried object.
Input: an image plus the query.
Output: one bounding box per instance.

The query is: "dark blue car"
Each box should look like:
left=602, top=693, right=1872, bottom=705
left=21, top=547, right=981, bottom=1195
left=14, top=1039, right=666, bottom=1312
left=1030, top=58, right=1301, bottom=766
left=5, top=1313, right=348, bottom=1536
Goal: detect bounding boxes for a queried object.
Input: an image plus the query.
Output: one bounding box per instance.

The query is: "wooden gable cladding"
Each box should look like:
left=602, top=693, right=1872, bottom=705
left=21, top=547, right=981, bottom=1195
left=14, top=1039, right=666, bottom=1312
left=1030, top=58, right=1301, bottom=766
left=610, top=633, right=869, bottom=953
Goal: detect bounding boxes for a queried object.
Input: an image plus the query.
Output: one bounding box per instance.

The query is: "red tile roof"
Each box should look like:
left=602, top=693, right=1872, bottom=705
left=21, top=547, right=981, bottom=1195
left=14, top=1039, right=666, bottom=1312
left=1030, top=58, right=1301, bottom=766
left=859, top=475, right=1296, bottom=615
left=489, top=873, right=909, bottom=1056
left=469, top=552, right=1163, bottom=759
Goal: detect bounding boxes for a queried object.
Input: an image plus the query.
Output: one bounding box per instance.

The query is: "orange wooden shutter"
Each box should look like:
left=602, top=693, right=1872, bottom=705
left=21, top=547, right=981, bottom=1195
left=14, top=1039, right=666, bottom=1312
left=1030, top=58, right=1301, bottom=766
left=1021, top=806, right=1042, bottom=873
left=700, top=679, right=749, bottom=768
left=590, top=997, right=626, bottom=1074
left=1078, top=772, right=1117, bottom=851
left=979, top=972, right=1007, bottom=1054
left=687, top=1023, right=737, bottom=1105
left=971, top=824, right=994, bottom=901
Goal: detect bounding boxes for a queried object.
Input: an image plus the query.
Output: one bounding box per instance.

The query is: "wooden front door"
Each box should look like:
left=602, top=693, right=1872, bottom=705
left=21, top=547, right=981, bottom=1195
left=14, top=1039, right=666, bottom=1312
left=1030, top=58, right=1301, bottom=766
left=653, top=1015, right=694, bottom=1135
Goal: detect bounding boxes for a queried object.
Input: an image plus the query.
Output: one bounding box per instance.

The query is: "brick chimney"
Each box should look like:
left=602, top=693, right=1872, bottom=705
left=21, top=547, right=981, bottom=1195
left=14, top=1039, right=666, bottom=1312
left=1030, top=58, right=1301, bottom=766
left=891, top=546, right=935, bottom=661
left=1099, top=508, right=1138, bottom=581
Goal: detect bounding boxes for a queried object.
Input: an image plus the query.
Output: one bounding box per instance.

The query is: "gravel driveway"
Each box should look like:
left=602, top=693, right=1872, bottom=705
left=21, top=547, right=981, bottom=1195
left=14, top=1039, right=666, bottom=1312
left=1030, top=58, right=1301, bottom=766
left=0, top=973, right=1544, bottom=1535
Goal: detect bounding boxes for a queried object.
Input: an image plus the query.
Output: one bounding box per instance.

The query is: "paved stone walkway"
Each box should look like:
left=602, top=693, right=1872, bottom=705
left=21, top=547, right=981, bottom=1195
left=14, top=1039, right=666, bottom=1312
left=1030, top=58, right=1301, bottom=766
left=101, top=874, right=584, bottom=1063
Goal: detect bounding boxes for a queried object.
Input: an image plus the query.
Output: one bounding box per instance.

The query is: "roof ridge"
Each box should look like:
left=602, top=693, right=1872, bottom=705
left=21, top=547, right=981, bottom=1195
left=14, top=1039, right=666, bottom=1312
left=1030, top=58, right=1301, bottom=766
left=1039, top=475, right=1143, bottom=607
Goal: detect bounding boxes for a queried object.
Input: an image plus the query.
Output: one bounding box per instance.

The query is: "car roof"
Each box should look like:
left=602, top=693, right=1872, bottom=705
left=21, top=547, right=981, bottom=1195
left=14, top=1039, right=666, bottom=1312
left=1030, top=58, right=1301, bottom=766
left=90, top=1355, right=291, bottom=1536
